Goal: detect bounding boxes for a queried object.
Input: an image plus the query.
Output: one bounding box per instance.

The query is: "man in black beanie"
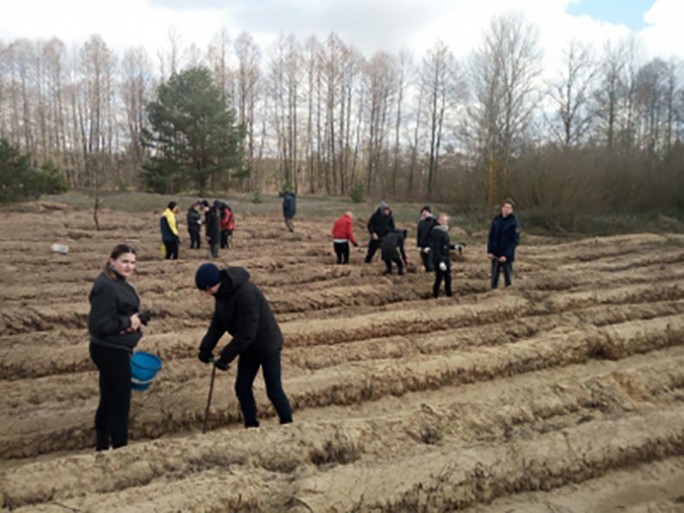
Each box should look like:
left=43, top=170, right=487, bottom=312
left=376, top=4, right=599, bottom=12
left=195, top=263, right=293, bottom=428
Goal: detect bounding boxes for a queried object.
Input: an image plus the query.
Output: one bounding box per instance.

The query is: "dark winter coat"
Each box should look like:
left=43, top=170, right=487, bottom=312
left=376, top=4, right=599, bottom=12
left=282, top=192, right=296, bottom=219
left=487, top=214, right=520, bottom=261
left=430, top=224, right=453, bottom=267
left=199, top=267, right=284, bottom=364
left=88, top=272, right=142, bottom=353
left=187, top=207, right=202, bottom=231
left=381, top=229, right=408, bottom=261
left=204, top=207, right=220, bottom=241
left=417, top=215, right=437, bottom=248
left=367, top=207, right=396, bottom=239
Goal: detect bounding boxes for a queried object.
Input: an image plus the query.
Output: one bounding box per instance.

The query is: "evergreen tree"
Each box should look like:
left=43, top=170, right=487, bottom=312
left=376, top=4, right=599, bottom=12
left=0, top=139, right=67, bottom=203
left=142, top=67, right=243, bottom=194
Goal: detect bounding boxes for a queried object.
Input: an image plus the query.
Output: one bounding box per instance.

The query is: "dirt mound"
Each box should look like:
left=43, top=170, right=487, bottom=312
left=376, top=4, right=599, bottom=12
left=1, top=206, right=683, bottom=511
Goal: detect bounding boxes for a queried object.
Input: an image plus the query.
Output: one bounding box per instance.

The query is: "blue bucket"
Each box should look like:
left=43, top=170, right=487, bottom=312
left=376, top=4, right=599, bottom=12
left=130, top=351, right=163, bottom=391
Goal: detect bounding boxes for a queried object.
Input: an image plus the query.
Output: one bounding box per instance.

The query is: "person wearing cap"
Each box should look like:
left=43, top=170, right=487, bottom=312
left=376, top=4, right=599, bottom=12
left=487, top=199, right=520, bottom=289
left=416, top=205, right=437, bottom=272
left=381, top=229, right=408, bottom=275
left=365, top=201, right=396, bottom=264
left=331, top=211, right=358, bottom=264
left=88, top=244, right=143, bottom=450
left=160, top=201, right=181, bottom=260
left=202, top=200, right=220, bottom=258
left=195, top=263, right=293, bottom=428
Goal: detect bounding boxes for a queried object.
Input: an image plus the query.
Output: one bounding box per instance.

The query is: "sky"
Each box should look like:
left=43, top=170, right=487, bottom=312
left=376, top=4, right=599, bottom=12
left=0, top=0, right=681, bottom=71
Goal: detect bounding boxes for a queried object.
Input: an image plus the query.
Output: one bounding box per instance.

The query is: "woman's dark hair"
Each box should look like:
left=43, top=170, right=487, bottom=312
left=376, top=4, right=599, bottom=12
left=104, top=244, right=136, bottom=278
left=167, top=201, right=177, bottom=210
left=502, top=198, right=515, bottom=208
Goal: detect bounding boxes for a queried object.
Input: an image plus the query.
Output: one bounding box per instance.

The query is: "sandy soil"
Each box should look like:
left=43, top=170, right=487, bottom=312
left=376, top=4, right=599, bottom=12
left=1, top=201, right=684, bottom=512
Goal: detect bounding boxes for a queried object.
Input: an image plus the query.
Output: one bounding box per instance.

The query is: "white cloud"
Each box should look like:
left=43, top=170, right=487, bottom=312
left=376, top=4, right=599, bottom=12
left=0, top=0, right=681, bottom=71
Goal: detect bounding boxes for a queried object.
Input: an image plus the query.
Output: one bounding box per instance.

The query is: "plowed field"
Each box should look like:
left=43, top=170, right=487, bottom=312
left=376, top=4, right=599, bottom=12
left=2, top=201, right=684, bottom=512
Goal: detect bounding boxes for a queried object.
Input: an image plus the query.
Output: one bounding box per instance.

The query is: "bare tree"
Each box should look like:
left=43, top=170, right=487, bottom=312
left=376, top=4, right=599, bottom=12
left=234, top=32, right=261, bottom=191
left=467, top=14, right=542, bottom=213
left=547, top=40, right=597, bottom=147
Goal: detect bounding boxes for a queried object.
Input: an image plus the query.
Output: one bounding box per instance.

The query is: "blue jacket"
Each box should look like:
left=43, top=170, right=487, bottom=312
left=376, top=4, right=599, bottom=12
left=487, top=214, right=520, bottom=261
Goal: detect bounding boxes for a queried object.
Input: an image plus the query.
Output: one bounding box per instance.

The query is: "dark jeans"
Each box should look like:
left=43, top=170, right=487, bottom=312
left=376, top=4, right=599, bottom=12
left=420, top=250, right=434, bottom=272
left=285, top=217, right=295, bottom=232
left=220, top=229, right=233, bottom=249
left=89, top=344, right=131, bottom=450
left=163, top=239, right=179, bottom=260
left=365, top=238, right=382, bottom=263
left=491, top=259, right=513, bottom=288
left=433, top=265, right=452, bottom=297
left=189, top=227, right=201, bottom=249
left=383, top=257, right=404, bottom=274
left=334, top=241, right=350, bottom=264
left=208, top=238, right=219, bottom=258
left=235, top=351, right=293, bottom=428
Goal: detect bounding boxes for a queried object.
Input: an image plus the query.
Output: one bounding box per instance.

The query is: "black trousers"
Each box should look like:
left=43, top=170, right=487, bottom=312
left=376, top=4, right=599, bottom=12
left=491, top=259, right=513, bottom=288
left=189, top=227, right=201, bottom=249
left=365, top=238, right=382, bottom=263
left=163, top=239, right=179, bottom=260
left=208, top=238, right=219, bottom=258
left=433, top=265, right=452, bottom=297
left=334, top=241, right=350, bottom=264
left=234, top=351, right=293, bottom=428
left=285, top=217, right=295, bottom=232
left=420, top=250, right=434, bottom=272
left=220, top=229, right=233, bottom=249
left=89, top=344, right=131, bottom=450
left=384, top=257, right=404, bottom=274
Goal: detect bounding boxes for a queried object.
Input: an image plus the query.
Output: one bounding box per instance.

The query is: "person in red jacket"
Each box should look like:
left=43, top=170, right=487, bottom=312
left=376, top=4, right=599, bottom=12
left=332, top=211, right=358, bottom=264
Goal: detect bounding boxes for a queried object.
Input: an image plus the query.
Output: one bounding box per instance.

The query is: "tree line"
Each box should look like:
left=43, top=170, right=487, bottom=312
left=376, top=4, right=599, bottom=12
left=0, top=14, right=682, bottom=225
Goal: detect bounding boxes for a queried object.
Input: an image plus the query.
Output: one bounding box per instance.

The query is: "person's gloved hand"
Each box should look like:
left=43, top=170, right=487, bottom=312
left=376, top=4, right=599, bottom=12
left=423, top=247, right=431, bottom=254
left=439, top=262, right=447, bottom=272
left=198, top=350, right=213, bottom=364
left=214, top=358, right=229, bottom=371
left=353, top=241, right=359, bottom=248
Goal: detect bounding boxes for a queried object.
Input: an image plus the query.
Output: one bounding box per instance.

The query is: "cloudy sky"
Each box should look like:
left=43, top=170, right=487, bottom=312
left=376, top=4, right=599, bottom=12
left=0, top=0, right=681, bottom=69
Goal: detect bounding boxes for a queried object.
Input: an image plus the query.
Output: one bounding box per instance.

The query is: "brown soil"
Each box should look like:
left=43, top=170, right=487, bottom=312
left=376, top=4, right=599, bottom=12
left=1, top=202, right=684, bottom=512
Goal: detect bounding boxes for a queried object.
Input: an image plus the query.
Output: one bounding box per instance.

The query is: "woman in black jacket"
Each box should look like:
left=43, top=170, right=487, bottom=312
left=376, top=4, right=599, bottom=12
left=88, top=244, right=143, bottom=450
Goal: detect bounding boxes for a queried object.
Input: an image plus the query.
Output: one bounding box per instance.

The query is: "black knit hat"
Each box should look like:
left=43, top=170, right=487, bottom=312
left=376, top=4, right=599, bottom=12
left=195, top=263, right=222, bottom=290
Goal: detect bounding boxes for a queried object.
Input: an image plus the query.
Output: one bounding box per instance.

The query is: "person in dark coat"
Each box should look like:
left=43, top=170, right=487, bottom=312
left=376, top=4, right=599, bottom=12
left=430, top=214, right=462, bottom=298
left=195, top=263, right=293, bottom=428
left=282, top=191, right=296, bottom=232
left=88, top=244, right=144, bottom=450
left=381, top=229, right=408, bottom=275
left=202, top=200, right=220, bottom=259
left=416, top=205, right=437, bottom=272
left=187, top=201, right=203, bottom=250
left=487, top=199, right=520, bottom=289
left=365, top=201, right=396, bottom=263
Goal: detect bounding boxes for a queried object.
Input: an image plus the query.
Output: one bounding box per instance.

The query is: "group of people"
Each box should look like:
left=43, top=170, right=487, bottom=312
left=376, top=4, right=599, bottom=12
left=160, top=200, right=235, bottom=260
left=331, top=198, right=520, bottom=297
left=90, top=196, right=519, bottom=451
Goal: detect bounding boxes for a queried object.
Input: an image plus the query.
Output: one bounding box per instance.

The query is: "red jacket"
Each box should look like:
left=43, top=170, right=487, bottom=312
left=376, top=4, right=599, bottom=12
left=332, top=214, right=357, bottom=245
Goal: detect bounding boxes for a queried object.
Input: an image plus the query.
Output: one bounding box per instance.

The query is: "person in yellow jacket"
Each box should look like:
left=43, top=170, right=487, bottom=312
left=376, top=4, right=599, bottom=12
left=160, top=201, right=181, bottom=260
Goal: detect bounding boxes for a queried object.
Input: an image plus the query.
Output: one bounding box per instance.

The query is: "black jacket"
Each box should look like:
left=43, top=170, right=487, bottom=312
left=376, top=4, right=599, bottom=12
left=367, top=208, right=396, bottom=239
left=381, top=230, right=407, bottom=261
left=199, top=268, right=284, bottom=364
left=187, top=207, right=202, bottom=230
left=430, top=224, right=454, bottom=267
left=88, top=272, right=142, bottom=353
left=487, top=214, right=520, bottom=261
left=282, top=192, right=296, bottom=219
left=417, top=215, right=437, bottom=248
left=204, top=207, right=220, bottom=241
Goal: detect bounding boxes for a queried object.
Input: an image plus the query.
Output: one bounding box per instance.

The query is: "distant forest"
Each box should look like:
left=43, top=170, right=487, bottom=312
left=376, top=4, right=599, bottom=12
left=1, top=14, right=682, bottom=225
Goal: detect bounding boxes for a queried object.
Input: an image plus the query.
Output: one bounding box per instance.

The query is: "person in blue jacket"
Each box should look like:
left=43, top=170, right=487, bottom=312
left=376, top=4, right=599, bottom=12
left=282, top=190, right=296, bottom=232
left=487, top=199, right=520, bottom=289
